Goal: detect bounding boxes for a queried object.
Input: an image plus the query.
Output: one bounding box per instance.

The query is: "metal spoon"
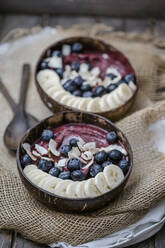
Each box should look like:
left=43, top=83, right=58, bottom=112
left=2, top=64, right=38, bottom=152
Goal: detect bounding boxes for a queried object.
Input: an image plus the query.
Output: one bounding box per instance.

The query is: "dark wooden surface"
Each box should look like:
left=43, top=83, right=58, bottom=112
left=1, top=0, right=165, bottom=18
left=0, top=13, right=165, bottom=248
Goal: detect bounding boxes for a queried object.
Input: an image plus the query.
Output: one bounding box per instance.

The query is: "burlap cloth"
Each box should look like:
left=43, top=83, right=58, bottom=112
left=0, top=25, right=165, bottom=246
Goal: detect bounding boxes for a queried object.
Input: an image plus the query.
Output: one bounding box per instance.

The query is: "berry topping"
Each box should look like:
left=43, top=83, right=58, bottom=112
left=81, top=83, right=91, bottom=92
left=40, top=61, right=49, bottom=70
left=38, top=159, right=54, bottom=172
left=124, top=74, right=136, bottom=84
left=106, top=73, right=117, bottom=80
left=22, top=154, right=32, bottom=166
left=106, top=83, right=118, bottom=93
left=72, top=90, right=82, bottom=97
left=63, top=80, right=77, bottom=93
left=119, top=159, right=130, bottom=174
left=67, top=158, right=82, bottom=171
left=82, top=91, right=93, bottom=98
left=59, top=171, right=71, bottom=180
left=102, top=161, right=112, bottom=169
left=95, top=151, right=108, bottom=164
left=71, top=61, right=80, bottom=71
left=90, top=164, right=103, bottom=177
left=52, top=50, right=62, bottom=57
left=41, top=129, right=54, bottom=141
left=71, top=170, right=86, bottom=181
left=72, top=42, right=83, bottom=53
left=108, top=149, right=123, bottom=163
left=73, top=76, right=84, bottom=87
left=93, top=86, right=106, bottom=97
left=106, top=131, right=118, bottom=144
left=60, top=145, right=72, bottom=157
left=56, top=68, right=64, bottom=78
left=49, top=167, right=60, bottom=177
left=69, top=138, right=78, bottom=147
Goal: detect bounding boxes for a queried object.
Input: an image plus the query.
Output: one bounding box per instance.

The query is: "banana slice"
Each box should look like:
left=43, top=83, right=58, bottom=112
left=25, top=168, right=42, bottom=178
left=54, top=180, right=72, bottom=197
left=24, top=165, right=37, bottom=174
left=76, top=181, right=87, bottom=198
left=77, top=98, right=91, bottom=111
left=112, top=89, right=124, bottom=106
left=86, top=98, right=101, bottom=113
left=30, top=173, right=47, bottom=185
left=117, top=83, right=132, bottom=101
left=67, top=97, right=77, bottom=107
left=37, top=69, right=60, bottom=85
left=100, top=95, right=110, bottom=112
left=59, top=94, right=73, bottom=105
left=40, top=80, right=57, bottom=91
left=84, top=178, right=101, bottom=197
left=52, top=90, right=68, bottom=101
left=105, top=94, right=117, bottom=110
left=38, top=176, right=60, bottom=193
left=103, top=165, right=124, bottom=189
left=95, top=172, right=111, bottom=194
left=66, top=182, right=79, bottom=198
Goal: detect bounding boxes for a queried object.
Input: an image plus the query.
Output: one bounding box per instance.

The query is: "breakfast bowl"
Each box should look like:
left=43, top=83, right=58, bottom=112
left=35, top=37, right=138, bottom=121
left=17, top=111, right=133, bottom=213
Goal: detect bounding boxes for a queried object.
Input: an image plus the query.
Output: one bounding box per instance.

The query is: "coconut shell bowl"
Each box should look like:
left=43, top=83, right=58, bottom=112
left=17, top=111, right=133, bottom=213
left=35, top=37, right=138, bottom=121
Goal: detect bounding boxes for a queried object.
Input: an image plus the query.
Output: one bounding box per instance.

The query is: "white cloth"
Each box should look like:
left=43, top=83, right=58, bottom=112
left=50, top=198, right=165, bottom=248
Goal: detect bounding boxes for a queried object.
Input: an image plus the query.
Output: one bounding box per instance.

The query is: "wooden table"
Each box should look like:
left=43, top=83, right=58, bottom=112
left=0, top=14, right=165, bottom=248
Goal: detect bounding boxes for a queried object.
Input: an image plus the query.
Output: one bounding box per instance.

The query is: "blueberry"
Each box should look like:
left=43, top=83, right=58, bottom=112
left=69, top=138, right=78, bottom=147
left=81, top=83, right=91, bottom=92
left=102, top=161, right=112, bottom=169
left=106, top=73, right=117, bottom=80
left=109, top=149, right=123, bottom=163
left=22, top=154, right=32, bottom=166
left=106, top=131, right=118, bottom=144
left=63, top=80, right=77, bottom=93
left=38, top=159, right=54, bottom=172
left=73, top=76, right=84, bottom=87
left=56, top=68, right=64, bottom=78
left=71, top=170, right=86, bottom=181
left=40, top=61, right=49, bottom=70
left=49, top=167, right=60, bottom=177
left=71, top=61, right=80, bottom=71
left=106, top=83, right=118, bottom=93
left=72, top=42, right=83, bottom=53
left=59, top=171, right=71, bottom=180
left=119, top=159, right=130, bottom=175
left=60, top=145, right=71, bottom=157
left=90, top=164, right=103, bottom=177
left=87, top=63, right=93, bottom=71
left=41, top=129, right=54, bottom=141
left=82, top=91, right=93, bottom=98
left=67, top=158, right=82, bottom=171
left=95, top=151, right=108, bottom=164
left=124, top=74, right=136, bottom=84
left=72, top=90, right=82, bottom=97
left=52, top=50, right=62, bottom=57
left=93, top=86, right=106, bottom=97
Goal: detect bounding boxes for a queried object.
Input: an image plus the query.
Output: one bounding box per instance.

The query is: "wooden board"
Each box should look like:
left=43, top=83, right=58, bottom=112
left=1, top=0, right=165, bottom=18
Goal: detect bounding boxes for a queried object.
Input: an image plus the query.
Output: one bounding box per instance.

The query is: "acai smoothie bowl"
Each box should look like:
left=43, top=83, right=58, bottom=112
left=17, top=111, right=133, bottom=212
left=35, top=37, right=138, bottom=121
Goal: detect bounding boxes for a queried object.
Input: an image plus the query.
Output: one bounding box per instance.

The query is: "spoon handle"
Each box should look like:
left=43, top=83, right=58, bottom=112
left=0, top=77, right=17, bottom=112
left=18, top=64, right=31, bottom=112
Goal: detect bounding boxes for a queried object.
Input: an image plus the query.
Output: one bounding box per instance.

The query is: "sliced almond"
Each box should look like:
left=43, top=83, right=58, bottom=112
left=101, top=144, right=127, bottom=155
left=62, top=44, right=71, bottom=56
left=41, top=157, right=54, bottom=162
left=48, top=139, right=60, bottom=157
left=83, top=157, right=94, bottom=170
left=56, top=158, right=68, bottom=168
left=22, top=143, right=37, bottom=161
left=83, top=142, right=96, bottom=151
left=68, top=147, right=81, bottom=158
left=81, top=151, right=93, bottom=161
left=35, top=144, right=48, bottom=156
left=32, top=150, right=41, bottom=157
